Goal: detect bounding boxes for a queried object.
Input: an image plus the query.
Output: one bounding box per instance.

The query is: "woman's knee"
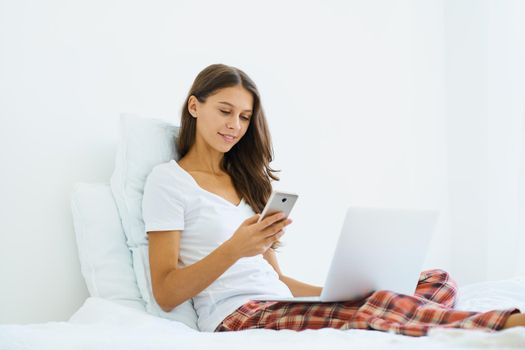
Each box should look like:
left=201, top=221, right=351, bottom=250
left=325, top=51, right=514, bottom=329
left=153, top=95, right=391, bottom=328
left=419, top=269, right=453, bottom=283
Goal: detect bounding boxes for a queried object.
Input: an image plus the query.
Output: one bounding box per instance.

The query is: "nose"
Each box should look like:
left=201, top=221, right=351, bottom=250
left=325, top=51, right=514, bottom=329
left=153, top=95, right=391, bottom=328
left=227, top=115, right=242, bottom=130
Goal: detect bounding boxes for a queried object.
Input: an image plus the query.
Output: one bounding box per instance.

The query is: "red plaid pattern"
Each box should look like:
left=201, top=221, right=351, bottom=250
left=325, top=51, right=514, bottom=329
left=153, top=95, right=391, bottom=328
left=214, top=269, right=520, bottom=337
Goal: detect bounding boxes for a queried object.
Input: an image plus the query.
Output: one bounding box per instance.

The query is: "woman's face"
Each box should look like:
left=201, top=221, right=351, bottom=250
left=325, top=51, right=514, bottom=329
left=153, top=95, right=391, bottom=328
left=189, top=85, right=254, bottom=153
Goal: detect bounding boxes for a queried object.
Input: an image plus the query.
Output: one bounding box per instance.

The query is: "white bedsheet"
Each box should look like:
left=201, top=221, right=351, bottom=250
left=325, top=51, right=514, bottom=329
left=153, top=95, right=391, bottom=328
left=1, top=277, right=525, bottom=350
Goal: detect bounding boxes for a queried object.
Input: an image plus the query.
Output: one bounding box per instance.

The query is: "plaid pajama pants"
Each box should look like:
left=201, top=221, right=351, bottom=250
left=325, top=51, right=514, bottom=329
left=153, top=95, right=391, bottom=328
left=214, top=269, right=520, bottom=337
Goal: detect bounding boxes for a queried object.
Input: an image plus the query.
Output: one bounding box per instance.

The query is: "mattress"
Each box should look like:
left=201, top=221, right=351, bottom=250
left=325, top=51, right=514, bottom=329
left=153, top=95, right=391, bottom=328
left=1, top=276, right=525, bottom=350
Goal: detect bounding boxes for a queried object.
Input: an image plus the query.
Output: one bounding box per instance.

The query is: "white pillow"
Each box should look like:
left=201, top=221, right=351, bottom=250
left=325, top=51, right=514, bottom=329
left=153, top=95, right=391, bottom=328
left=70, top=182, right=146, bottom=312
left=110, top=113, right=199, bottom=330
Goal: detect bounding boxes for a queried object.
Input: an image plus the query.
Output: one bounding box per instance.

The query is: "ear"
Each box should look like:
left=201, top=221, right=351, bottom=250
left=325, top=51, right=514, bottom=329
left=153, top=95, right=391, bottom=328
left=187, top=95, right=198, bottom=118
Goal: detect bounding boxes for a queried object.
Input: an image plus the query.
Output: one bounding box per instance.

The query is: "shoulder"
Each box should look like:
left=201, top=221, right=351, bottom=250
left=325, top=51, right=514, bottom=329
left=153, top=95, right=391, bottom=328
left=147, top=160, right=178, bottom=181
left=143, top=161, right=189, bottom=205
left=144, top=160, right=186, bottom=192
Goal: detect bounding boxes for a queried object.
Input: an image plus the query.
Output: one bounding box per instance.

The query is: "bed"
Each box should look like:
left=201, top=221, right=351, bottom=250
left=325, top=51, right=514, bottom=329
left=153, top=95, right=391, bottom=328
left=1, top=115, right=524, bottom=349
left=1, top=284, right=525, bottom=350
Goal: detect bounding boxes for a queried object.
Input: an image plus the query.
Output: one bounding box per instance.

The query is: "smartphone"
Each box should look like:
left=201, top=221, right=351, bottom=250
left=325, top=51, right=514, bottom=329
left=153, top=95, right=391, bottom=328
left=257, top=190, right=299, bottom=223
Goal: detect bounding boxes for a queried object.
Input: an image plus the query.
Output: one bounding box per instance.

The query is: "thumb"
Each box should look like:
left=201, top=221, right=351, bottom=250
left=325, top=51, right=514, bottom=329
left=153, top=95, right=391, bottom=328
left=244, top=213, right=260, bottom=225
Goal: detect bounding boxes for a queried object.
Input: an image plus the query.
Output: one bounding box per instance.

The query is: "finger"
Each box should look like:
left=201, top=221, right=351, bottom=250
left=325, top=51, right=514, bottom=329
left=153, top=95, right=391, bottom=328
left=275, top=225, right=287, bottom=235
left=265, top=235, right=279, bottom=246
left=261, top=219, right=291, bottom=238
left=259, top=211, right=286, bottom=229
left=274, top=231, right=285, bottom=242
left=277, top=218, right=292, bottom=231
left=244, top=213, right=261, bottom=225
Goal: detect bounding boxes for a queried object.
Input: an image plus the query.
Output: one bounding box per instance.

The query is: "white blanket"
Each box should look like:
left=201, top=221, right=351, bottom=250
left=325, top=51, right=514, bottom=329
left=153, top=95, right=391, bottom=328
left=1, top=277, right=525, bottom=350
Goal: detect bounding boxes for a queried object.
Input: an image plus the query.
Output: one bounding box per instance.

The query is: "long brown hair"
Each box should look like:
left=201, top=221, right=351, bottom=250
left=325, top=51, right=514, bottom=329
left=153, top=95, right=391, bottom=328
left=177, top=64, right=283, bottom=248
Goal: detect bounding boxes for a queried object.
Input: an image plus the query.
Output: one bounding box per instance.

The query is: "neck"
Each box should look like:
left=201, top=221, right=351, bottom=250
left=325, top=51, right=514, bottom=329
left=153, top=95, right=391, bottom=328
left=183, top=139, right=225, bottom=176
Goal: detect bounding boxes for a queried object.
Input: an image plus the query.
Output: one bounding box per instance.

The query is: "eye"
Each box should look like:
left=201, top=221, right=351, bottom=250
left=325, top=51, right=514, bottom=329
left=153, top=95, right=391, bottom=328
left=220, top=109, right=250, bottom=121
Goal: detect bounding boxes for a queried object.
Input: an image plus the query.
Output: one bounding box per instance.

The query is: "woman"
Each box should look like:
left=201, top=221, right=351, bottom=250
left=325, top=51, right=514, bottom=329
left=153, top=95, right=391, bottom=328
left=142, top=63, right=524, bottom=336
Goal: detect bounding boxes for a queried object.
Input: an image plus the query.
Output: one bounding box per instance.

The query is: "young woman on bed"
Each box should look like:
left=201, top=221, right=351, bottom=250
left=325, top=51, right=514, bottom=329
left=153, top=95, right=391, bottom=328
left=142, top=63, right=524, bottom=336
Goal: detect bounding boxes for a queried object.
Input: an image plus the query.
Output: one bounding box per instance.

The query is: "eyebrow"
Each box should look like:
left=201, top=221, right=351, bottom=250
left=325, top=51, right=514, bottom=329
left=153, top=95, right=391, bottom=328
left=218, top=101, right=253, bottom=113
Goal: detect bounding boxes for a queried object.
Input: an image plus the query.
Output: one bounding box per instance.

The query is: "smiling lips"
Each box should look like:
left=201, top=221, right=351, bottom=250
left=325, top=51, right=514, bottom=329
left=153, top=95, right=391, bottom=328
left=218, top=132, right=237, bottom=143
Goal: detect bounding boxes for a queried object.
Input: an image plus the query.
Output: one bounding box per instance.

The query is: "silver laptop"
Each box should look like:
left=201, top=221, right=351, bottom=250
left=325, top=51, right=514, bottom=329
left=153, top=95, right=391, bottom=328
left=251, top=206, right=439, bottom=303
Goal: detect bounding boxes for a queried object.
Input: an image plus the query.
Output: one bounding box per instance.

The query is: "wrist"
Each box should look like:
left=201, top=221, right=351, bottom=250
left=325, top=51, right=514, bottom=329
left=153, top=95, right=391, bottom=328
left=222, top=239, right=240, bottom=262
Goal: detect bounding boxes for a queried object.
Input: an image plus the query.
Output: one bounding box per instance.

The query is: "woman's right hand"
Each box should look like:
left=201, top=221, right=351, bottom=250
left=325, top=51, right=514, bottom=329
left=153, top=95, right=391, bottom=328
left=226, top=212, right=293, bottom=259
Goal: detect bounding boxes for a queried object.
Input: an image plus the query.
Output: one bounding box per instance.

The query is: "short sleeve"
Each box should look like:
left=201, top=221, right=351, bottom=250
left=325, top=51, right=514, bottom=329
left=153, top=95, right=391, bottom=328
left=142, top=166, right=185, bottom=233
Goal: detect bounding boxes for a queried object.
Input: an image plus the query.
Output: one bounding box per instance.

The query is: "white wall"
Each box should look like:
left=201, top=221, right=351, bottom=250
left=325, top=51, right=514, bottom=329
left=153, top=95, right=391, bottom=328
left=444, top=0, right=491, bottom=286
left=444, top=0, right=525, bottom=284
left=1, top=0, right=520, bottom=324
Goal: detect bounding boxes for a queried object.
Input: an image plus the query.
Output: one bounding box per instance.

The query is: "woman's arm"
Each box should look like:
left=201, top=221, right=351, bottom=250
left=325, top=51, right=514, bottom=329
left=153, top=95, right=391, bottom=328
left=263, top=249, right=323, bottom=297
left=279, top=275, right=323, bottom=297
left=150, top=230, right=240, bottom=312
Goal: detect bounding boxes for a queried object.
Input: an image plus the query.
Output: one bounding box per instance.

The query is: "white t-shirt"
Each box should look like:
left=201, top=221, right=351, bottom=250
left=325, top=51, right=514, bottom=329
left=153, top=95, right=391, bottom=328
left=142, top=159, right=293, bottom=332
